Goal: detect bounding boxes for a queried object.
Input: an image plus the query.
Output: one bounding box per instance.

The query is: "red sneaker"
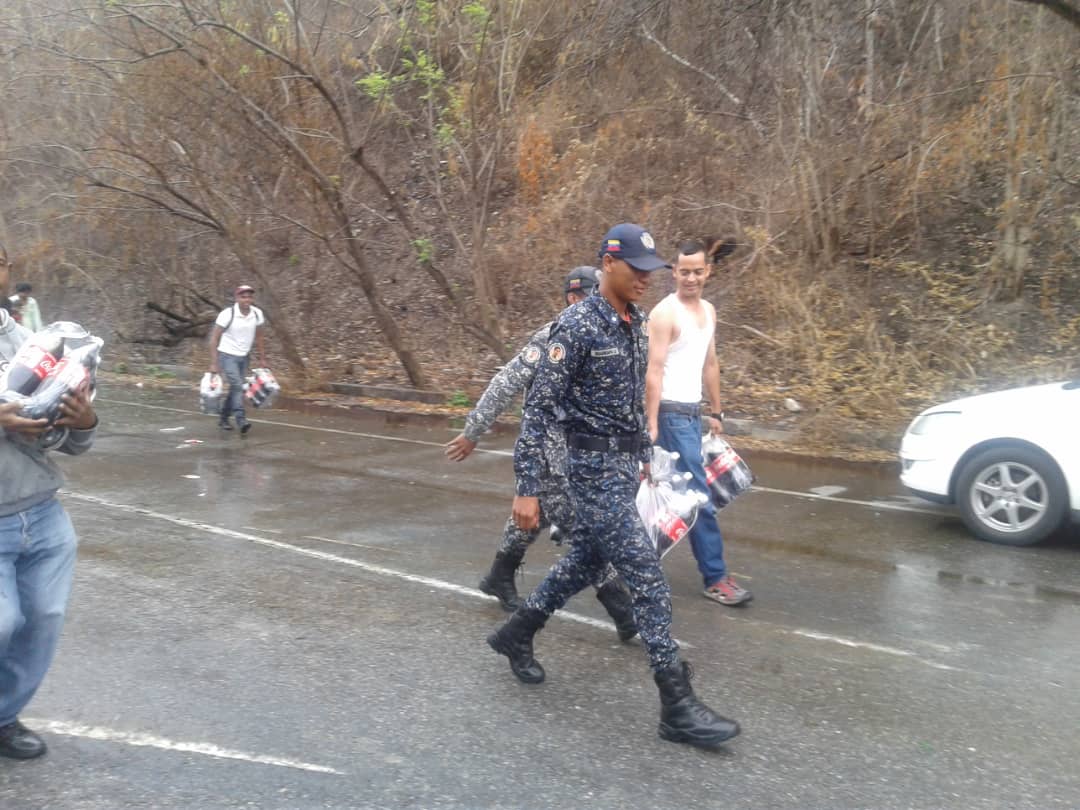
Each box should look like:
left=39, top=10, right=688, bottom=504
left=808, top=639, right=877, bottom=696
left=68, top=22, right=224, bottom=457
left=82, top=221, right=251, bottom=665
left=703, top=575, right=752, bottom=606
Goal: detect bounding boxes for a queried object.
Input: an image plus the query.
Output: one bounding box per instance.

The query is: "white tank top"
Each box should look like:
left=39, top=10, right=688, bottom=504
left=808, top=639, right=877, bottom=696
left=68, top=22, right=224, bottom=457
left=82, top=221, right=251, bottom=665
left=659, top=294, right=714, bottom=404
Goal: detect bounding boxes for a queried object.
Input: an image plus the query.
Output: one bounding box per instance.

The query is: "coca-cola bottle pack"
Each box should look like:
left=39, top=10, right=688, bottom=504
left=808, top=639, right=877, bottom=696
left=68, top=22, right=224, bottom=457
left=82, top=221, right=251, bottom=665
left=635, top=478, right=708, bottom=558
left=243, top=368, right=280, bottom=409
left=0, top=322, right=103, bottom=450
left=702, top=435, right=754, bottom=509
left=200, top=372, right=224, bottom=414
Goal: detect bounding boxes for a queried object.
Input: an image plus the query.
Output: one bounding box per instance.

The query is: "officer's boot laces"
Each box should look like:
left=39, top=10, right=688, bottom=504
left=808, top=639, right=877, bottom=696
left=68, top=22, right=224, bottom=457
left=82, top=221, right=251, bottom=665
left=654, top=661, right=740, bottom=749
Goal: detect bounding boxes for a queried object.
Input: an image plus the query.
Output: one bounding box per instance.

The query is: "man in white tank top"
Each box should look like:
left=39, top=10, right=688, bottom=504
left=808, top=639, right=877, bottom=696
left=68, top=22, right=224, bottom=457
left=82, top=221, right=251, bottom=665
left=645, top=240, right=752, bottom=606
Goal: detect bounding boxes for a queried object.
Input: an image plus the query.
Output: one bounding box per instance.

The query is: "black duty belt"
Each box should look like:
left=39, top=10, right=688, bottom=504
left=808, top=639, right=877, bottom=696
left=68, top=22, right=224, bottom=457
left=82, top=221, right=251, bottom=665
left=658, top=401, right=702, bottom=416
left=567, top=433, right=642, bottom=454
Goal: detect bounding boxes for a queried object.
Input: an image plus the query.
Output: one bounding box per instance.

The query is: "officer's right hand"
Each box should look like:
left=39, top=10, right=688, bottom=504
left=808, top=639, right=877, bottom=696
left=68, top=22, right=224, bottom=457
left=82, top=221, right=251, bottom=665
left=444, top=434, right=477, bottom=462
left=512, top=496, right=540, bottom=531
left=0, top=401, right=49, bottom=436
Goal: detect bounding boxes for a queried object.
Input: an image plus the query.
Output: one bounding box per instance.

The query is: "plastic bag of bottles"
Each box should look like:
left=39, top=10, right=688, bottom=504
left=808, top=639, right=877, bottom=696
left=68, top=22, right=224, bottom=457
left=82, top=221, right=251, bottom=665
left=200, top=372, right=224, bottom=414
left=636, top=479, right=707, bottom=558
left=0, top=322, right=103, bottom=450
left=702, top=435, right=754, bottom=509
left=243, top=367, right=280, bottom=409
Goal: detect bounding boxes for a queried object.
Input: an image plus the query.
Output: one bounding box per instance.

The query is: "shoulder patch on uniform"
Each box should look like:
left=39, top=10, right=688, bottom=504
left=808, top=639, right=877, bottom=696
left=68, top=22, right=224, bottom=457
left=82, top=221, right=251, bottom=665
left=590, top=347, right=619, bottom=358
left=547, top=342, right=566, bottom=363
left=523, top=346, right=542, bottom=365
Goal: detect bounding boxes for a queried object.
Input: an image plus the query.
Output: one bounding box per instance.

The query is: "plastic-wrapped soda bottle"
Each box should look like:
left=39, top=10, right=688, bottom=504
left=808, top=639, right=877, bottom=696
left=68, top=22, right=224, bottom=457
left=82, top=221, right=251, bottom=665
left=655, top=509, right=690, bottom=557
left=3, top=332, right=65, bottom=395
left=702, top=435, right=754, bottom=509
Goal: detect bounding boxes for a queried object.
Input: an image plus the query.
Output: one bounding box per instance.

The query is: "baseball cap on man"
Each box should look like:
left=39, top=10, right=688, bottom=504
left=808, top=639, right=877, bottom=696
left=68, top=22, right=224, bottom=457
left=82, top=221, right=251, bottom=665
left=564, top=266, right=600, bottom=295
left=235, top=284, right=255, bottom=296
left=598, top=223, right=668, bottom=271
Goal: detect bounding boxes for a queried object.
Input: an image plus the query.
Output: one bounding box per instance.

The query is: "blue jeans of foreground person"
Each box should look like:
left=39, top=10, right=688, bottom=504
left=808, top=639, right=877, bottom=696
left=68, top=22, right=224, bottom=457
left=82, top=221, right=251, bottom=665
left=0, top=498, right=78, bottom=726
left=657, top=410, right=728, bottom=588
left=219, top=352, right=249, bottom=425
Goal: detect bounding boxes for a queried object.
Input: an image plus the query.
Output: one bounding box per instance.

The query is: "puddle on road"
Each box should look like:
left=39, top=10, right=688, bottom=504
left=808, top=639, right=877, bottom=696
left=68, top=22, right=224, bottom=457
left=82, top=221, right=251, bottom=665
left=748, top=535, right=1080, bottom=605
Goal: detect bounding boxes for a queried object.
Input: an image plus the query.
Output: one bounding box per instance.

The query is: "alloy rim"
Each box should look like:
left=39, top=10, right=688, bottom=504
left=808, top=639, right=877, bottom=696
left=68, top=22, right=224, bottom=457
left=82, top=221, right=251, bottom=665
left=969, top=461, right=1047, bottom=534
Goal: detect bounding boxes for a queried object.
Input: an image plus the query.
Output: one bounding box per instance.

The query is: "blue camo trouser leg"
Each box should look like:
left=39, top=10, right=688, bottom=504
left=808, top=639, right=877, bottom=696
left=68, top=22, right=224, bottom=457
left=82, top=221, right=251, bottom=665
left=657, top=411, right=727, bottom=587
left=498, top=517, right=542, bottom=557
left=501, top=475, right=616, bottom=588
left=525, top=449, right=679, bottom=671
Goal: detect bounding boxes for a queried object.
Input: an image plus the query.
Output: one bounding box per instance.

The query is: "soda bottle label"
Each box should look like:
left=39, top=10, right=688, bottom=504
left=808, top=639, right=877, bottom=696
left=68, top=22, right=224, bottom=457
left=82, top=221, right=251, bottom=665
left=21, top=345, right=59, bottom=382
left=657, top=511, right=688, bottom=543
left=705, top=446, right=740, bottom=484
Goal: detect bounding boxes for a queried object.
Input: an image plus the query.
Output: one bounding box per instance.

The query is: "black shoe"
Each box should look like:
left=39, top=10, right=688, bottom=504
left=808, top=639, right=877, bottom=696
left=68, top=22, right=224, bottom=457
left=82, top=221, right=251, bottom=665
left=655, top=661, right=740, bottom=749
left=239, top=420, right=252, bottom=435
left=595, top=580, right=638, bottom=642
left=487, top=606, right=547, bottom=684
left=219, top=419, right=234, bottom=431
left=0, top=720, right=47, bottom=760
left=478, top=549, right=525, bottom=611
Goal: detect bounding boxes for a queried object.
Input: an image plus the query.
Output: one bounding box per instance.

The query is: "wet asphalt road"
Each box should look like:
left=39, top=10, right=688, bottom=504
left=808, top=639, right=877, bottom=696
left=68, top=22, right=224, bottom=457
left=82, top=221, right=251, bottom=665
left=2, top=386, right=1080, bottom=810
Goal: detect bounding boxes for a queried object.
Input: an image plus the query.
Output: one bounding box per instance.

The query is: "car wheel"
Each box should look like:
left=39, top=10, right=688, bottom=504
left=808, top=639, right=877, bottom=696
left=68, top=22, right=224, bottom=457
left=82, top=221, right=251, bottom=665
left=955, top=445, right=1068, bottom=546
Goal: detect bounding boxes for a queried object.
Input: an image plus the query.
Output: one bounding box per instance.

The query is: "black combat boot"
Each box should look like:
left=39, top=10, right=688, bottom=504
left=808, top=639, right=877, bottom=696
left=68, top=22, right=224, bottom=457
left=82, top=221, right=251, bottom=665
left=595, top=580, right=638, bottom=642
left=487, top=606, right=547, bottom=684
left=654, top=661, right=740, bottom=749
left=478, top=548, right=525, bottom=611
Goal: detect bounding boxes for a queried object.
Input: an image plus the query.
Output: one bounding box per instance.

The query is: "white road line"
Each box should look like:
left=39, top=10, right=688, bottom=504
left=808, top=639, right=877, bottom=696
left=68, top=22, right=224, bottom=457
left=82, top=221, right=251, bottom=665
left=24, top=719, right=343, bottom=774
left=788, top=630, right=960, bottom=671
left=751, top=485, right=945, bottom=517
left=99, top=397, right=944, bottom=515
left=64, top=492, right=638, bottom=640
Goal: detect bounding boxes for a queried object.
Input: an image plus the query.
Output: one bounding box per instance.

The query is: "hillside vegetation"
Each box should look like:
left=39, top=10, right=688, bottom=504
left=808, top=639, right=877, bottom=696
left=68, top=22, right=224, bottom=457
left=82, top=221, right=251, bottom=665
left=0, top=0, right=1077, bottom=445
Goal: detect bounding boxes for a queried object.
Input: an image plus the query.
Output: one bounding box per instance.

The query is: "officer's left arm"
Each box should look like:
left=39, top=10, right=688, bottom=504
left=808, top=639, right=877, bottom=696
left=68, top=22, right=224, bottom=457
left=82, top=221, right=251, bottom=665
left=514, top=320, right=581, bottom=497
left=461, top=326, right=546, bottom=443
left=702, top=301, right=724, bottom=436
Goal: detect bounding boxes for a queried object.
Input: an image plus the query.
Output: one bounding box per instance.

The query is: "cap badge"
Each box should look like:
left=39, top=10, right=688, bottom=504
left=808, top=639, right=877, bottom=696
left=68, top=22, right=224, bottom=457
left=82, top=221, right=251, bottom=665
left=605, top=239, right=622, bottom=252
left=640, top=232, right=655, bottom=250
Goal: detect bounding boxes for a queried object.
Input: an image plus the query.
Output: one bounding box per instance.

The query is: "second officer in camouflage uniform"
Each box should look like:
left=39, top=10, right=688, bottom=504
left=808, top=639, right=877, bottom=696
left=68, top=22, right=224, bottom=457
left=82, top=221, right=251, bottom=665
left=444, top=268, right=636, bottom=640
left=487, top=223, right=740, bottom=750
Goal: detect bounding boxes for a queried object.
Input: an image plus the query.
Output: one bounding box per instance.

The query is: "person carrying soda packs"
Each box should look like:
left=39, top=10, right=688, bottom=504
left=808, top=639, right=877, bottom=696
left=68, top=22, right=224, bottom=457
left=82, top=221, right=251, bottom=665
left=487, top=224, right=740, bottom=750
left=645, top=238, right=752, bottom=606
left=0, top=242, right=99, bottom=760
left=444, top=267, right=637, bottom=642
left=208, top=284, right=266, bottom=435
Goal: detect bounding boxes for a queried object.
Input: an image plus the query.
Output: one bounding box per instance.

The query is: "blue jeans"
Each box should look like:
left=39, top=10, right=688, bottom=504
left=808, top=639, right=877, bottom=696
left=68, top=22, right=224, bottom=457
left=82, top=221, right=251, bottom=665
left=657, top=410, right=727, bottom=588
left=0, top=497, right=78, bottom=726
left=219, top=353, right=249, bottom=423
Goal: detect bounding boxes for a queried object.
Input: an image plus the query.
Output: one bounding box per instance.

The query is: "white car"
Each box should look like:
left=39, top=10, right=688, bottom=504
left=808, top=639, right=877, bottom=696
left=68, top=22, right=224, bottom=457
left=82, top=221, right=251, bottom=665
left=900, top=380, right=1080, bottom=546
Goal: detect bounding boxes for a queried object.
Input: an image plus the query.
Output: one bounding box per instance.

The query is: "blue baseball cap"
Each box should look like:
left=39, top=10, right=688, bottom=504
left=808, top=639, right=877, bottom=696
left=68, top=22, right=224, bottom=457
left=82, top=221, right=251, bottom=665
left=598, top=223, right=668, bottom=271
left=564, top=266, right=600, bottom=295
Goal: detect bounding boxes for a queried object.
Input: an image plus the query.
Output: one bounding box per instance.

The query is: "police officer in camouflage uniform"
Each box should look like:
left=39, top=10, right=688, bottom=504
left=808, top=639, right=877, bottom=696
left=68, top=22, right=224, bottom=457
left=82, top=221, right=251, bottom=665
left=444, top=267, right=636, bottom=640
left=487, top=224, right=740, bottom=750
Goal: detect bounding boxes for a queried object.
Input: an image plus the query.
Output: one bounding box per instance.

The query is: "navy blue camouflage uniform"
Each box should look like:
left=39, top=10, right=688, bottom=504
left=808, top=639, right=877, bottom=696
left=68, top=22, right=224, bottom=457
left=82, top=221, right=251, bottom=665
left=516, top=294, right=680, bottom=672
left=463, top=323, right=616, bottom=588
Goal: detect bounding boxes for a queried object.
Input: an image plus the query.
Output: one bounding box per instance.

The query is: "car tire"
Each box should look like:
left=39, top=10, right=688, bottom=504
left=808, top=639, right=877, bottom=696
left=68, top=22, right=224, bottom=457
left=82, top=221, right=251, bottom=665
left=955, top=445, right=1069, bottom=546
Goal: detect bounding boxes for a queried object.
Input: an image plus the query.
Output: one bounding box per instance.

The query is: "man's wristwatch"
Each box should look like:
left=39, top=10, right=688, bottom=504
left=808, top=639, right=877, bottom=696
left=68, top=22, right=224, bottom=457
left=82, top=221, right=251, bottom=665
left=710, top=412, right=725, bottom=422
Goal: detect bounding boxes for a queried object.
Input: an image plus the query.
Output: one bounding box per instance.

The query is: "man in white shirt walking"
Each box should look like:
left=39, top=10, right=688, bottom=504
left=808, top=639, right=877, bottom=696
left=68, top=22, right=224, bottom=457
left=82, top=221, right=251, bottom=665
left=208, top=284, right=266, bottom=434
left=645, top=239, right=751, bottom=606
